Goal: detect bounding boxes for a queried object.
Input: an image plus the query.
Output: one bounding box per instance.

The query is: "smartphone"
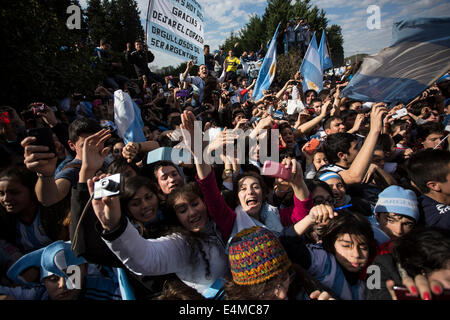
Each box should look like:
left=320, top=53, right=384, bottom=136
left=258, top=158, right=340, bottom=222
left=176, top=90, right=190, bottom=97
left=304, top=138, right=320, bottom=155
left=26, top=127, right=56, bottom=154
left=261, top=160, right=292, bottom=180
left=393, top=286, right=450, bottom=301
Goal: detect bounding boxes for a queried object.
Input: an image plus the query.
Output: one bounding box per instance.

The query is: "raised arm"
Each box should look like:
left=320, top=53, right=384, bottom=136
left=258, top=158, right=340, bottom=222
left=296, top=100, right=331, bottom=134
left=339, top=104, right=387, bottom=185
left=21, top=136, right=67, bottom=207
left=181, top=110, right=237, bottom=241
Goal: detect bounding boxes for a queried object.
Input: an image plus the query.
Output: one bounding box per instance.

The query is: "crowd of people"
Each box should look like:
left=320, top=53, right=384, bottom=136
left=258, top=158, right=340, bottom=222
left=0, top=36, right=450, bottom=301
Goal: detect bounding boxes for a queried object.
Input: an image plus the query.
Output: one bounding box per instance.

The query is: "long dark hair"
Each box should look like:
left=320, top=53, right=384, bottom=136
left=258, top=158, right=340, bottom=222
left=166, top=182, right=213, bottom=278
left=0, top=165, right=37, bottom=194
left=392, top=227, right=450, bottom=277
left=120, top=175, right=159, bottom=216
left=321, top=211, right=376, bottom=262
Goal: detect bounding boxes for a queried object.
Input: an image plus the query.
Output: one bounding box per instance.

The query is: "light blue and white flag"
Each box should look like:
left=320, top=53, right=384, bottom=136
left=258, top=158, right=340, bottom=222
left=318, top=30, right=333, bottom=71
left=341, top=17, right=450, bottom=104
left=252, top=23, right=281, bottom=101
left=299, top=32, right=323, bottom=93
left=113, top=90, right=146, bottom=145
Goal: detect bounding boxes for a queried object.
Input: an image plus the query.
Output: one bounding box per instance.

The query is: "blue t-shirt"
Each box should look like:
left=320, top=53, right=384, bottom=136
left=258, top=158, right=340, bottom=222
left=55, top=159, right=82, bottom=188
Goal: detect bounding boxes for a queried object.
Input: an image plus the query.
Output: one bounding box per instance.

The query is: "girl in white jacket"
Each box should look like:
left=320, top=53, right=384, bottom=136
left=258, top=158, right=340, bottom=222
left=87, top=177, right=229, bottom=298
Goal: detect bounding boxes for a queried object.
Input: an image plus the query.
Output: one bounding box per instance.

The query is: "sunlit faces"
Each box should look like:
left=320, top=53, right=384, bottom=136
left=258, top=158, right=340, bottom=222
left=425, top=111, right=440, bottom=123
left=375, top=212, right=415, bottom=239
left=198, top=64, right=208, bottom=79
left=134, top=41, right=143, bottom=51
left=280, top=127, right=295, bottom=147
left=422, top=132, right=444, bottom=150
left=173, top=195, right=208, bottom=232
left=266, top=271, right=293, bottom=300
left=44, top=265, right=87, bottom=300
left=155, top=166, right=184, bottom=195
left=305, top=91, right=317, bottom=106
left=127, top=186, right=159, bottom=223
left=345, top=140, right=360, bottom=164
left=323, top=177, right=346, bottom=207
left=112, top=141, right=125, bottom=159
left=238, top=176, right=264, bottom=217
left=334, top=233, right=370, bottom=272
left=326, top=119, right=346, bottom=135
left=313, top=152, right=328, bottom=171
left=68, top=133, right=90, bottom=159
left=0, top=179, right=34, bottom=214
left=311, top=101, right=322, bottom=115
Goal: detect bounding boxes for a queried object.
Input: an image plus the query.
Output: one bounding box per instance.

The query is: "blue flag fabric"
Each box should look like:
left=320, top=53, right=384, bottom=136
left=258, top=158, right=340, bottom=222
left=252, top=23, right=281, bottom=100
left=341, top=17, right=450, bottom=104
left=113, top=90, right=146, bottom=145
left=299, top=32, right=323, bottom=93
left=319, top=30, right=333, bottom=71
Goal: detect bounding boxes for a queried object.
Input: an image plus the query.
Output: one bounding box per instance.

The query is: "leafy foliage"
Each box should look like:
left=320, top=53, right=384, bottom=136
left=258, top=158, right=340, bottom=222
left=1, top=0, right=145, bottom=109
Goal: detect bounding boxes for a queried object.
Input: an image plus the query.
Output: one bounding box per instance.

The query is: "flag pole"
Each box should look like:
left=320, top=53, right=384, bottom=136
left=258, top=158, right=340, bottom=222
left=145, top=0, right=153, bottom=46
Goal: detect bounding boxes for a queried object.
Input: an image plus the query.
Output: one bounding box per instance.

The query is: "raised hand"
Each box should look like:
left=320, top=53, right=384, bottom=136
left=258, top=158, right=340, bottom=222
left=21, top=136, right=57, bottom=177
left=87, top=174, right=122, bottom=231
left=370, top=103, right=388, bottom=133
left=122, top=141, right=141, bottom=163
left=386, top=263, right=445, bottom=300
left=81, top=129, right=111, bottom=175
left=35, top=103, right=58, bottom=128
left=307, top=204, right=338, bottom=225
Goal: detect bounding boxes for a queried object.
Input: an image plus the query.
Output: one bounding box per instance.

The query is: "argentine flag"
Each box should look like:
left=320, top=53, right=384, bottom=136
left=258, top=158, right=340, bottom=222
left=299, top=32, right=323, bottom=93
left=252, top=23, right=281, bottom=100
left=113, top=90, right=146, bottom=144
left=319, top=30, right=333, bottom=71
left=342, top=17, right=450, bottom=104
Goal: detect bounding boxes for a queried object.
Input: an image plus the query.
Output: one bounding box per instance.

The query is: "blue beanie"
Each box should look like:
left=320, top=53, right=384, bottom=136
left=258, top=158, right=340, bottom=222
left=374, top=186, right=419, bottom=222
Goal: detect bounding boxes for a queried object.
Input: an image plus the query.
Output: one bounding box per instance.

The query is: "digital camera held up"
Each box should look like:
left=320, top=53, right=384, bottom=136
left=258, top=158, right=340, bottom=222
left=94, top=174, right=121, bottom=200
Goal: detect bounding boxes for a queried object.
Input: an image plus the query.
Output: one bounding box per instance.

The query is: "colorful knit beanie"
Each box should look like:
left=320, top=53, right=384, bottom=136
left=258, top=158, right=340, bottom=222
left=228, top=226, right=292, bottom=285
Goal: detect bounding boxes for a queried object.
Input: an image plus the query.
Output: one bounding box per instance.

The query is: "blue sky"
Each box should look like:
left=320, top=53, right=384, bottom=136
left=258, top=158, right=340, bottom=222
left=80, top=0, right=450, bottom=69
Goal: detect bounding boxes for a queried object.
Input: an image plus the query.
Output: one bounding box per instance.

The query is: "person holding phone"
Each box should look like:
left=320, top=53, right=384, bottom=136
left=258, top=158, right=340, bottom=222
left=367, top=227, right=450, bottom=300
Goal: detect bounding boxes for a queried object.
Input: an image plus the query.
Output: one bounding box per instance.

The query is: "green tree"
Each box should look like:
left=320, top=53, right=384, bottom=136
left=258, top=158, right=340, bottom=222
left=220, top=0, right=344, bottom=77
left=1, top=0, right=104, bottom=108
left=86, top=0, right=108, bottom=45
left=326, top=24, right=344, bottom=67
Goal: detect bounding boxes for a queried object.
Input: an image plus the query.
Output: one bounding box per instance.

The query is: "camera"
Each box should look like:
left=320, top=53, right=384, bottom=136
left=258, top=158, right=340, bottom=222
left=94, top=174, right=121, bottom=200
left=392, top=108, right=408, bottom=119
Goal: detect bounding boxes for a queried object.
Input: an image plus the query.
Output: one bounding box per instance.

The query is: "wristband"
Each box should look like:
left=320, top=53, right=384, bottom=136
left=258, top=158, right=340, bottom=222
left=137, top=142, right=142, bottom=153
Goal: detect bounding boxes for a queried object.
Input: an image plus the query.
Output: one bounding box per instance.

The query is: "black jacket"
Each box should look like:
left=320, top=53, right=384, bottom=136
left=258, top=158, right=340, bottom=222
left=125, top=49, right=155, bottom=78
